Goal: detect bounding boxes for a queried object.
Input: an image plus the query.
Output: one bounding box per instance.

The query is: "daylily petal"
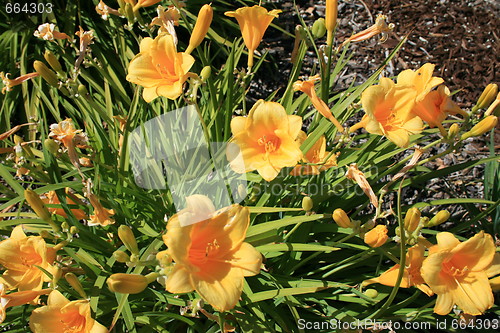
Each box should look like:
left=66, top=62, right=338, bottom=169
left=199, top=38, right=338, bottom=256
left=231, top=242, right=263, bottom=276
left=165, top=265, right=195, bottom=294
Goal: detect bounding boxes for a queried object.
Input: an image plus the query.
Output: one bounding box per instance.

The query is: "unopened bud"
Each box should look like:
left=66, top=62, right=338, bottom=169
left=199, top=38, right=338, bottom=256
left=113, top=250, right=130, bottom=263
left=24, top=189, right=52, bottom=223
left=61, top=221, right=69, bottom=232
left=118, top=225, right=139, bottom=255
left=302, top=196, right=313, bottom=212
left=363, top=289, right=378, bottom=298
left=404, top=207, right=421, bottom=233
left=34, top=60, right=59, bottom=87
left=325, top=0, right=338, bottom=45
left=78, top=84, right=89, bottom=97
left=65, top=273, right=87, bottom=298
left=200, top=66, right=211, bottom=82
left=485, top=93, right=500, bottom=116
left=332, top=208, right=352, bottom=228
left=107, top=273, right=154, bottom=294
left=44, top=50, right=63, bottom=74
left=186, top=4, right=213, bottom=54
left=69, top=226, right=79, bottom=234
left=44, top=138, right=60, bottom=155
left=426, top=210, right=450, bottom=227
left=156, top=250, right=172, bottom=267
left=461, top=116, right=498, bottom=140
left=52, top=266, right=63, bottom=285
left=476, top=83, right=498, bottom=110
left=312, top=18, right=327, bottom=39
left=39, top=230, right=51, bottom=238
left=447, top=123, right=460, bottom=139
left=364, top=225, right=388, bottom=248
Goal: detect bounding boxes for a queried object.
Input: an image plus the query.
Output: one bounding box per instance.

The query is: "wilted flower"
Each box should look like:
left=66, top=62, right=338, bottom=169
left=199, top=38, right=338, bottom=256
left=163, top=197, right=262, bottom=312
left=151, top=5, right=180, bottom=43
left=421, top=232, right=496, bottom=315
left=363, top=244, right=433, bottom=296
left=33, top=23, right=70, bottom=41
left=49, top=119, right=88, bottom=168
left=29, top=290, right=107, bottom=332
left=41, top=189, right=88, bottom=220
left=291, top=131, right=337, bottom=176
left=364, top=225, right=388, bottom=248
left=350, top=77, right=423, bottom=148
left=293, top=75, right=344, bottom=132
left=0, top=226, right=59, bottom=291
left=75, top=27, right=95, bottom=70
left=1, top=72, right=39, bottom=94
left=338, top=14, right=394, bottom=50
left=95, top=0, right=120, bottom=20
left=225, top=5, right=281, bottom=69
left=345, top=164, right=378, bottom=208
left=227, top=100, right=303, bottom=181
left=186, top=4, right=213, bottom=54
left=127, top=33, right=194, bottom=102
left=85, top=180, right=115, bottom=227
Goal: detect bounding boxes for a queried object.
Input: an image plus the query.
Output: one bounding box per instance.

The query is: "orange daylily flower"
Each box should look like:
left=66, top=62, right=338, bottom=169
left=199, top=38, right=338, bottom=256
left=49, top=118, right=88, bottom=168
left=411, top=85, right=467, bottom=135
left=338, top=14, right=394, bottom=50
left=29, top=290, right=107, bottom=333
left=1, top=72, right=39, bottom=94
left=363, top=244, right=434, bottom=296
left=293, top=75, right=344, bottom=132
left=75, top=27, right=95, bottom=70
left=0, top=226, right=58, bottom=291
left=86, top=193, right=115, bottom=227
left=127, top=33, right=195, bottom=102
left=350, top=77, right=423, bottom=148
left=33, top=23, right=70, bottom=41
left=364, top=225, right=388, bottom=248
left=291, top=131, right=337, bottom=176
left=0, top=284, right=52, bottom=324
left=225, top=5, right=281, bottom=69
left=421, top=231, right=497, bottom=315
left=41, top=189, right=88, bottom=220
left=227, top=100, right=303, bottom=181
left=163, top=197, right=262, bottom=312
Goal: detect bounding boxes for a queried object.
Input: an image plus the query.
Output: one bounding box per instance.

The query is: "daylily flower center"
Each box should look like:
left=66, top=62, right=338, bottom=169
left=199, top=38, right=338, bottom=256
left=442, top=261, right=468, bottom=277
left=19, top=244, right=43, bottom=266
left=189, top=239, right=221, bottom=266
left=60, top=310, right=86, bottom=332
left=258, top=135, right=280, bottom=153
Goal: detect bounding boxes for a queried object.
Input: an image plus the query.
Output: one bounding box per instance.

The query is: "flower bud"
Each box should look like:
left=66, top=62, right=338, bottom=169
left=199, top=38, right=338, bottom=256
left=33, top=60, right=59, bottom=88
left=65, top=272, right=87, bottom=298
left=363, top=289, right=378, bottom=298
left=186, top=4, right=213, bottom=54
left=113, top=250, right=130, bottom=263
left=312, top=18, right=327, bottom=39
left=107, top=273, right=150, bottom=294
left=302, top=196, right=313, bottom=212
left=476, top=83, right=498, bottom=110
left=156, top=250, right=172, bottom=267
left=426, top=210, right=450, bottom=227
left=404, top=207, right=421, bottom=234
left=447, top=123, right=460, bottom=139
left=364, top=225, right=388, bottom=248
left=44, top=138, right=60, bottom=155
left=325, top=0, right=338, bottom=45
left=461, top=116, right=498, bottom=140
left=24, top=189, right=52, bottom=223
left=52, top=266, right=63, bottom=286
left=118, top=225, right=139, bottom=255
left=69, top=226, right=79, bottom=234
left=332, top=208, right=352, bottom=228
left=485, top=92, right=500, bottom=116
left=43, top=50, right=63, bottom=74
left=78, top=84, right=89, bottom=97
left=200, top=66, right=211, bottom=82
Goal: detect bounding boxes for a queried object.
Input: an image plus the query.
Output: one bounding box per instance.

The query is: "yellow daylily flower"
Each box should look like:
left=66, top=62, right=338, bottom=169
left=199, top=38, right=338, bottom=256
left=421, top=231, right=496, bottom=315
left=0, top=226, right=58, bottom=291
left=364, top=225, right=388, bottom=248
left=29, top=290, right=107, bottom=333
left=293, top=75, right=344, bottom=132
left=126, top=33, right=195, bottom=102
left=291, top=131, right=337, bottom=176
left=0, top=284, right=52, bottom=324
left=396, top=63, right=444, bottom=102
left=350, top=77, right=423, bottom=148
left=227, top=100, right=303, bottom=181
left=363, top=244, right=434, bottom=296
left=225, top=5, right=281, bottom=69
left=163, top=198, right=262, bottom=312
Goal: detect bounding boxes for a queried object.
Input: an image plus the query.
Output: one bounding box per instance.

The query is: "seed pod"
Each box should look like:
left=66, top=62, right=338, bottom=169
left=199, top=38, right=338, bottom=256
left=312, top=18, right=327, bottom=39
left=461, top=116, right=498, bottom=140
left=33, top=60, right=59, bottom=87
left=332, top=208, right=352, bottom=228
left=186, top=4, right=213, bottom=54
left=363, top=289, right=378, bottom=298
left=200, top=66, right=211, bottom=82
left=302, top=196, right=313, bottom=212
